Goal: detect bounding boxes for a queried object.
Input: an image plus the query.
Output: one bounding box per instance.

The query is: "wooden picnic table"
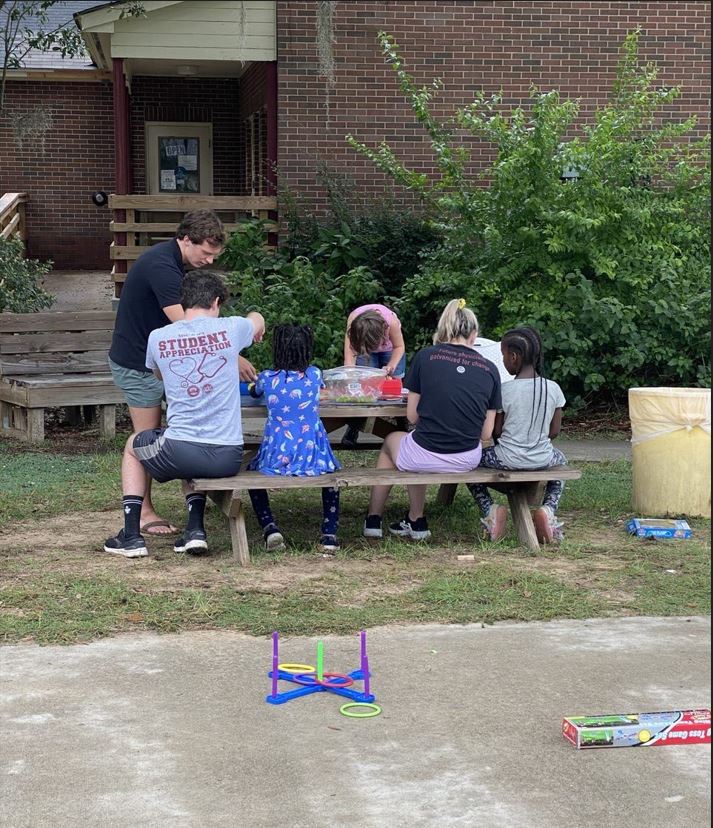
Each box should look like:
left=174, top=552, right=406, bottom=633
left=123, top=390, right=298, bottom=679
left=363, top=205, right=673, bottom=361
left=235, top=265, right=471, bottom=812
left=240, top=398, right=407, bottom=457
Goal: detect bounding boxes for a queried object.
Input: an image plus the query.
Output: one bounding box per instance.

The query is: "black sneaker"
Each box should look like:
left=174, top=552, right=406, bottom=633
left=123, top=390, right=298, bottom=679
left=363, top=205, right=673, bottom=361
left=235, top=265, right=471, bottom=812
left=341, top=423, right=360, bottom=448
left=389, top=514, right=431, bottom=541
left=363, top=514, right=383, bottom=539
left=103, top=529, right=148, bottom=558
left=264, top=525, right=285, bottom=551
left=174, top=528, right=208, bottom=555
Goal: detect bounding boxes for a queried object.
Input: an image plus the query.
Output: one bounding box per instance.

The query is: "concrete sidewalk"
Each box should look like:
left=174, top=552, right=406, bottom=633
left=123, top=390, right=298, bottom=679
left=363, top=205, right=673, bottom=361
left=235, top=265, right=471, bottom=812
left=1, top=617, right=708, bottom=827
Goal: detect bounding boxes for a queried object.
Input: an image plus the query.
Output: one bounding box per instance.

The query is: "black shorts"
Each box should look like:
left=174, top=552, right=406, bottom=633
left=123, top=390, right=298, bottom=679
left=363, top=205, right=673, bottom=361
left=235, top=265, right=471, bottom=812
left=132, top=429, right=243, bottom=483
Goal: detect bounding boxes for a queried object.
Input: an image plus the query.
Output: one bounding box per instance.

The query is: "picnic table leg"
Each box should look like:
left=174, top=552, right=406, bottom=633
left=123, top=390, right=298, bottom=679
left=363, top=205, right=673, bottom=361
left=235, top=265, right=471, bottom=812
left=436, top=483, right=458, bottom=507
left=218, top=490, right=250, bottom=566
left=507, top=485, right=540, bottom=551
left=0, top=401, right=10, bottom=431
left=528, top=481, right=546, bottom=507
left=98, top=405, right=116, bottom=440
left=27, top=408, right=45, bottom=443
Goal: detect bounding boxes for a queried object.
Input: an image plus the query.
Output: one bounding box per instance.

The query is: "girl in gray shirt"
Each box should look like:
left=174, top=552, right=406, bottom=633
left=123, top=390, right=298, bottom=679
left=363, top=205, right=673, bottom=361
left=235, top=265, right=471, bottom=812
left=468, top=326, right=568, bottom=544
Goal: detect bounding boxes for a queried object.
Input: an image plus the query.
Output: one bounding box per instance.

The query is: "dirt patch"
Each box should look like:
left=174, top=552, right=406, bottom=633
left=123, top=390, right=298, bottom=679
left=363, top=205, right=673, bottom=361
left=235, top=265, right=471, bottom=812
left=0, top=511, right=462, bottom=599
left=0, top=509, right=672, bottom=613
left=3, top=510, right=118, bottom=550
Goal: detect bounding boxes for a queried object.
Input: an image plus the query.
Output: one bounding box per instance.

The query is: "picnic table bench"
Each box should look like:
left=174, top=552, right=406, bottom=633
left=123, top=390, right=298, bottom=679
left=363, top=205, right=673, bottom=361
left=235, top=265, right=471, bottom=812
left=0, top=311, right=123, bottom=442
left=193, top=465, right=582, bottom=565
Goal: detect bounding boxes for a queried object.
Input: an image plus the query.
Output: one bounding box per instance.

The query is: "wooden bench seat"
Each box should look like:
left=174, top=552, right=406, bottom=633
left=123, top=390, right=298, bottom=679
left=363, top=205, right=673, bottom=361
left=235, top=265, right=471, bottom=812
left=0, top=311, right=122, bottom=442
left=192, top=466, right=582, bottom=565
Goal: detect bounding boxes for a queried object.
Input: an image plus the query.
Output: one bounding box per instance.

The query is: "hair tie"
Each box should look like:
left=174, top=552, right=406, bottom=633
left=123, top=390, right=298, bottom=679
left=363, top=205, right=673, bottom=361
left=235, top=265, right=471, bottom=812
left=457, top=298, right=467, bottom=310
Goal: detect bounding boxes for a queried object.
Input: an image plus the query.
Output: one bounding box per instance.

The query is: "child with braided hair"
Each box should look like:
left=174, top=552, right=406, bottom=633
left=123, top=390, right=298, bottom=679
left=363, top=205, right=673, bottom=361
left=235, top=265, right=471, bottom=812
left=468, top=326, right=568, bottom=544
left=247, top=323, right=341, bottom=551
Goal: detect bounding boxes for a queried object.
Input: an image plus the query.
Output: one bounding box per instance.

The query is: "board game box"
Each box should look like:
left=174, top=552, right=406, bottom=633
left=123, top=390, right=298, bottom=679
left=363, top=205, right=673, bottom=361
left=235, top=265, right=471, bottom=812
left=626, top=518, right=693, bottom=539
left=562, top=709, right=711, bottom=749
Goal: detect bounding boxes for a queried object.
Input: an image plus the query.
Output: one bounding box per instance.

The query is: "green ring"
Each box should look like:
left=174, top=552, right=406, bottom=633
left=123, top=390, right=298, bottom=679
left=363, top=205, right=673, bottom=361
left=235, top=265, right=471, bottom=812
left=339, top=702, right=382, bottom=719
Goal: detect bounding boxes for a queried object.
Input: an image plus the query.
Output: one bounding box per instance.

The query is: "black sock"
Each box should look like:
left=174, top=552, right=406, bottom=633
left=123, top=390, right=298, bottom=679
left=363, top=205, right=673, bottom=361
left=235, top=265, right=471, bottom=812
left=186, top=493, right=207, bottom=532
left=123, top=495, right=143, bottom=538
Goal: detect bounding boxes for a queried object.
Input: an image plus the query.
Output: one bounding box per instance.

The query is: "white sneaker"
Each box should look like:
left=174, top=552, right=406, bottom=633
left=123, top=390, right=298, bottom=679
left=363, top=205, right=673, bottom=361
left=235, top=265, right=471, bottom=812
left=264, top=529, right=285, bottom=551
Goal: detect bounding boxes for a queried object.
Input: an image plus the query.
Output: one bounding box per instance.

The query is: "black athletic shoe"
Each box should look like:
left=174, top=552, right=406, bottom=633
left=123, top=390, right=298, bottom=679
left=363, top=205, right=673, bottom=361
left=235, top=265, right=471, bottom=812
left=388, top=514, right=431, bottom=541
left=341, top=423, right=360, bottom=448
left=174, top=528, right=208, bottom=555
left=363, top=514, right=383, bottom=539
left=103, top=529, right=148, bottom=558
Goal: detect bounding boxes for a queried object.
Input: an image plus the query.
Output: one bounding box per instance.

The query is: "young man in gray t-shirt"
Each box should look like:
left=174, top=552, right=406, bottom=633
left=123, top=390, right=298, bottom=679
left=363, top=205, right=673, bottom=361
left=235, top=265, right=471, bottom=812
left=104, top=271, right=265, bottom=558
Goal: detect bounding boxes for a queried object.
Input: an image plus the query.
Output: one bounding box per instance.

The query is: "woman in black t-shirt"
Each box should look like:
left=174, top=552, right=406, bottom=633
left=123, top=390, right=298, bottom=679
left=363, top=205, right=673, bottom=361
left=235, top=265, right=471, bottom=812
left=363, top=299, right=502, bottom=541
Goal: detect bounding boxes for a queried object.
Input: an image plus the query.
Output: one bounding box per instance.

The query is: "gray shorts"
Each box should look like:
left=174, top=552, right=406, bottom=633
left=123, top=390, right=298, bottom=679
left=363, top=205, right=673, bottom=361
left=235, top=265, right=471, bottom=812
left=109, top=357, right=164, bottom=409
left=133, top=429, right=243, bottom=483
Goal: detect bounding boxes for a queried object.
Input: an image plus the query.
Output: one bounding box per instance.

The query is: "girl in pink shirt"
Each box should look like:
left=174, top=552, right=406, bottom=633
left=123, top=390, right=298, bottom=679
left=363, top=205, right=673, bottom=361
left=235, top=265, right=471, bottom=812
left=343, top=304, right=406, bottom=378
left=342, top=304, right=407, bottom=446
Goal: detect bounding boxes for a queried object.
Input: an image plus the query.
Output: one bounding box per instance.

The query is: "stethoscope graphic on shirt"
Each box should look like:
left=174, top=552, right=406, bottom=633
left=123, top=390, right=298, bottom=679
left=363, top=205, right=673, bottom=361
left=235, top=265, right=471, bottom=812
left=168, top=352, right=228, bottom=392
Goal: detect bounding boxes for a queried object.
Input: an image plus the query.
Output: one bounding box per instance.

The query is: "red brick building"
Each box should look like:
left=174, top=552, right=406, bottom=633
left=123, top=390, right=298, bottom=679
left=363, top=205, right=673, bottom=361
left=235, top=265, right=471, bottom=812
left=0, top=0, right=709, bottom=273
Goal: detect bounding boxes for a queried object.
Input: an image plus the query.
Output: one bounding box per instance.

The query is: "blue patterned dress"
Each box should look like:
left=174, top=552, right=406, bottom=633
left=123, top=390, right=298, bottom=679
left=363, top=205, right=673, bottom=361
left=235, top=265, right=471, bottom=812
left=248, top=366, right=340, bottom=476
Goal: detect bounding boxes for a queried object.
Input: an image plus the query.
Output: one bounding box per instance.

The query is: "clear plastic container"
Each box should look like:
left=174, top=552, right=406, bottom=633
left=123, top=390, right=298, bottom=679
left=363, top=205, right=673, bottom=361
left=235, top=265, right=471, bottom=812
left=322, top=366, right=386, bottom=403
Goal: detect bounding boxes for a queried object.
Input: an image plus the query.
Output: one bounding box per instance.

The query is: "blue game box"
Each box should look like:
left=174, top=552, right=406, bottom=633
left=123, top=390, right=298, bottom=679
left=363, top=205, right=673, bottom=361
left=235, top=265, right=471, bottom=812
left=626, top=518, right=693, bottom=539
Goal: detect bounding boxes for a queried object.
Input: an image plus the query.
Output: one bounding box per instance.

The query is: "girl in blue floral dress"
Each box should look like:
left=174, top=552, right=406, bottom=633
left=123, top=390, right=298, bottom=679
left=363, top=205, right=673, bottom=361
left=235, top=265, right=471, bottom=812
left=248, top=324, right=341, bottom=551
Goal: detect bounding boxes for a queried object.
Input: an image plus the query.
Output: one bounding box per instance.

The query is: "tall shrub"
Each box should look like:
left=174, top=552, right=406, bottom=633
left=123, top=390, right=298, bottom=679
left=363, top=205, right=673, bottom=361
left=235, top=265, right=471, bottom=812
left=348, top=30, right=711, bottom=404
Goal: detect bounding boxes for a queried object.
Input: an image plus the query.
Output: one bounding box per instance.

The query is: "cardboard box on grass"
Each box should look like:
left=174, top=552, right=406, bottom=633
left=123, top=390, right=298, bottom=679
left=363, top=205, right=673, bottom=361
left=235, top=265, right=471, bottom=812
left=627, top=518, right=692, bottom=539
left=562, top=709, right=711, bottom=749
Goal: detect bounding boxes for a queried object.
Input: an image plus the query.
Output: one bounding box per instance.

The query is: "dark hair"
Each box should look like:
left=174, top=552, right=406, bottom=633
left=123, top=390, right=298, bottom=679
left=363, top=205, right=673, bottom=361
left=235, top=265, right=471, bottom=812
left=348, top=310, right=388, bottom=355
left=272, top=323, right=314, bottom=372
left=180, top=270, right=229, bottom=310
left=501, top=326, right=548, bottom=442
left=175, top=209, right=226, bottom=246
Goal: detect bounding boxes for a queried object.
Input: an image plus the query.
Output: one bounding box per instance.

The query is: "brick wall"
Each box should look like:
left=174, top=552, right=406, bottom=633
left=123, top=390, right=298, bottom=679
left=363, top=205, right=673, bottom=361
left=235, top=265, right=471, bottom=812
left=276, top=0, right=711, bottom=210
left=0, top=80, right=114, bottom=268
left=1, top=2, right=708, bottom=268
left=129, top=76, right=241, bottom=195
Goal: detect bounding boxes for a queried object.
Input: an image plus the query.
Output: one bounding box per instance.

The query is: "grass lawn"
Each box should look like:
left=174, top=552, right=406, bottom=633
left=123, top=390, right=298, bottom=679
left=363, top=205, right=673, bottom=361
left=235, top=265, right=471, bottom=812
left=0, top=434, right=709, bottom=645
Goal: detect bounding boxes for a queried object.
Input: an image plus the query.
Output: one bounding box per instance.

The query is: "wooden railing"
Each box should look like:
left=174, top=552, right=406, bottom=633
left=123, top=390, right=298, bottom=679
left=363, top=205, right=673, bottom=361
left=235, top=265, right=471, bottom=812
left=0, top=192, right=28, bottom=244
left=109, top=194, right=278, bottom=293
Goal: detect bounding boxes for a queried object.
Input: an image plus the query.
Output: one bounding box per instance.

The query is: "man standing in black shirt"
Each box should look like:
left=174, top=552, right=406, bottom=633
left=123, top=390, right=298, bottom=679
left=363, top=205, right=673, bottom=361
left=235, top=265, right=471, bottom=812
left=108, top=209, right=253, bottom=535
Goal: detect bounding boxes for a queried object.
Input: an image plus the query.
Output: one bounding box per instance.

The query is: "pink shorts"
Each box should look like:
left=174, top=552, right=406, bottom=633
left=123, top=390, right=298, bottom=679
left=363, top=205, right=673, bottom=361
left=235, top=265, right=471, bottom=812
left=396, top=432, right=483, bottom=473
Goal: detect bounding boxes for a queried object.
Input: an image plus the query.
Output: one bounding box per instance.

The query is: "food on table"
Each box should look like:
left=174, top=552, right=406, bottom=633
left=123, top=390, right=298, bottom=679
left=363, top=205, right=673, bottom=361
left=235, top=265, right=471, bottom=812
left=334, top=395, right=377, bottom=403
left=322, top=366, right=386, bottom=403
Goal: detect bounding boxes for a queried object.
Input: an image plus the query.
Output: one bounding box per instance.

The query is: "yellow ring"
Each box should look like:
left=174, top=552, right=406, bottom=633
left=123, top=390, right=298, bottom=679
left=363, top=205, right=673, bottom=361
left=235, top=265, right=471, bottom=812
left=278, top=663, right=315, bottom=674
left=339, top=702, right=382, bottom=719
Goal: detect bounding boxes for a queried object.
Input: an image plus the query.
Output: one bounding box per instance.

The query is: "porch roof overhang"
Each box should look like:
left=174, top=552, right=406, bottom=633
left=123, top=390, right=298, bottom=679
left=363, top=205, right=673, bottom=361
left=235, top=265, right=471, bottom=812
left=74, top=0, right=275, bottom=81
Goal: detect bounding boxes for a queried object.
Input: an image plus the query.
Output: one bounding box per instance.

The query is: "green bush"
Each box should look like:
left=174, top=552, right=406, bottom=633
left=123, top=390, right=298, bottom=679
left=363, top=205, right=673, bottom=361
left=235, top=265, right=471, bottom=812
left=217, top=180, right=440, bottom=369
left=348, top=30, right=711, bottom=404
left=270, top=164, right=440, bottom=296
left=0, top=236, right=53, bottom=313
left=222, top=251, right=382, bottom=370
